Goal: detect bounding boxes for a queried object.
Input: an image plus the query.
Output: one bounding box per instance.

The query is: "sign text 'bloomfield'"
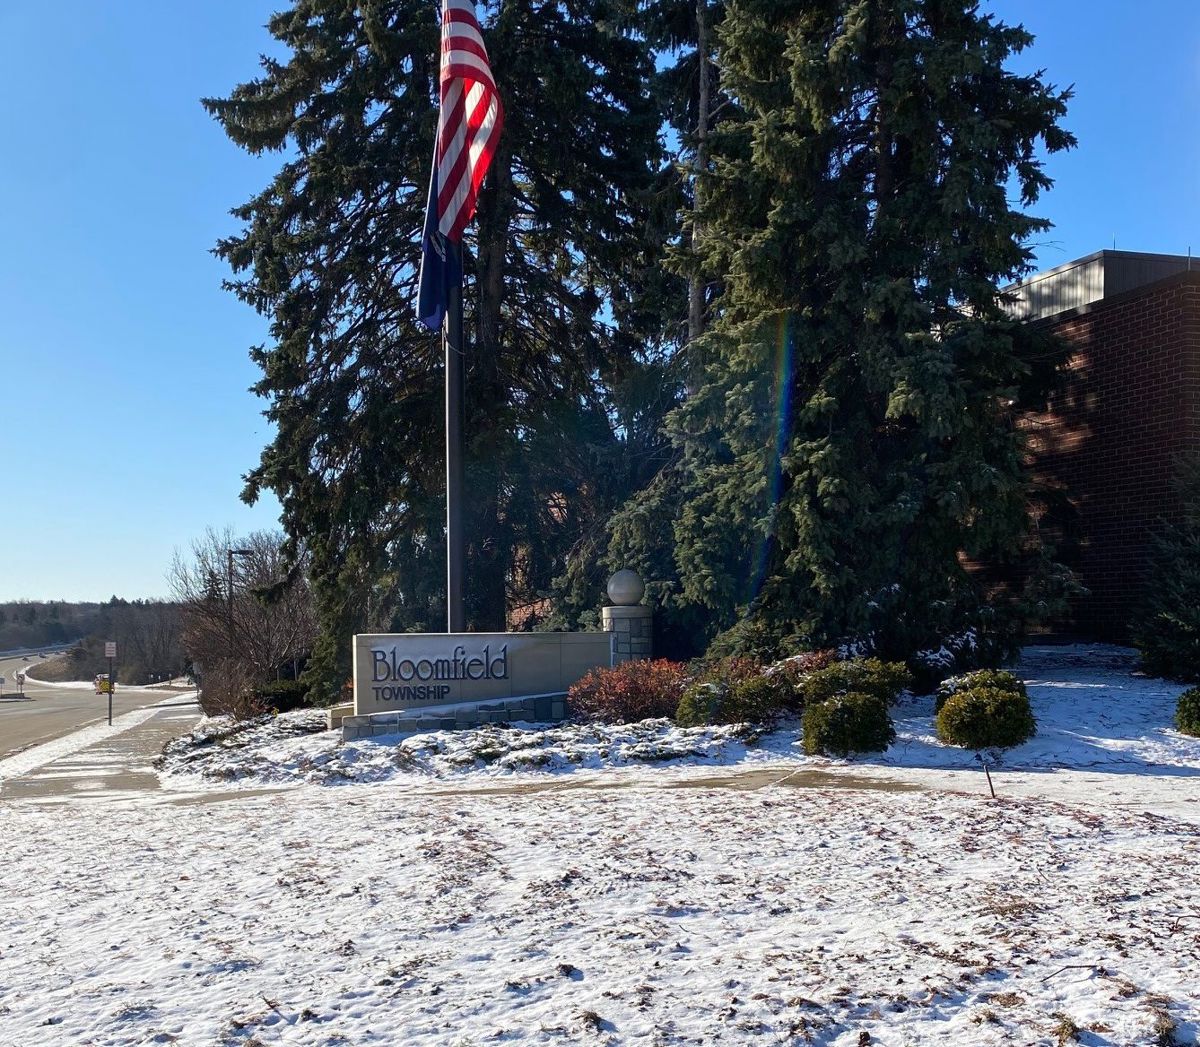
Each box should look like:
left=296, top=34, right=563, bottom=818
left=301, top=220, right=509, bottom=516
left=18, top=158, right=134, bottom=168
left=352, top=632, right=613, bottom=716
left=370, top=643, right=509, bottom=703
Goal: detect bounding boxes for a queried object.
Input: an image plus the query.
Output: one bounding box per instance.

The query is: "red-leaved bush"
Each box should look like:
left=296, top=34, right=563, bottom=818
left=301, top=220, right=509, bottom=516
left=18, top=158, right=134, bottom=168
left=567, top=659, right=690, bottom=724
left=782, top=649, right=836, bottom=676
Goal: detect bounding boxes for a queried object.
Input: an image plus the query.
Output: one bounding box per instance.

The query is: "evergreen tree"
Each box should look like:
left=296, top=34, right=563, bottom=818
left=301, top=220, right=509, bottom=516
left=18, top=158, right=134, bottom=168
left=644, top=0, right=726, bottom=346
left=1133, top=455, right=1200, bottom=681
left=589, top=0, right=737, bottom=656
left=207, top=0, right=665, bottom=693
left=614, top=0, right=1075, bottom=660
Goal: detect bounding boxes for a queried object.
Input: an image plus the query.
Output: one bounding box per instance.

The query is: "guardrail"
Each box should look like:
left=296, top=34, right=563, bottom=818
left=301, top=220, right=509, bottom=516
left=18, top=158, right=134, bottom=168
left=0, top=643, right=79, bottom=658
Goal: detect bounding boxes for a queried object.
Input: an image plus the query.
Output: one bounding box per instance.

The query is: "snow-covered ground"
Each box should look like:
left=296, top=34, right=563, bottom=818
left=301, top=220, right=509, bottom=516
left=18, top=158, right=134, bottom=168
left=21, top=666, right=191, bottom=691
left=0, top=645, right=1197, bottom=1045
left=156, top=645, right=1200, bottom=817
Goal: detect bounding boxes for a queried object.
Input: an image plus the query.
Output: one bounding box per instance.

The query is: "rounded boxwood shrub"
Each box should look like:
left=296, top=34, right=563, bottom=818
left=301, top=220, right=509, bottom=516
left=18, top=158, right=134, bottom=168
left=934, top=669, right=1026, bottom=714
left=801, top=692, right=896, bottom=757
left=567, top=659, right=689, bottom=724
left=675, top=657, right=794, bottom=727
left=1176, top=687, right=1200, bottom=737
left=797, top=658, right=913, bottom=707
left=935, top=686, right=1036, bottom=749
left=675, top=682, right=720, bottom=727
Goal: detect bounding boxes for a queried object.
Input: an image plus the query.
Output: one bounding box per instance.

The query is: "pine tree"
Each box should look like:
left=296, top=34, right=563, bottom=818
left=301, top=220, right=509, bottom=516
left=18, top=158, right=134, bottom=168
left=644, top=0, right=725, bottom=343
left=1133, top=455, right=1200, bottom=681
left=207, top=0, right=665, bottom=693
left=642, top=0, right=744, bottom=364
left=614, top=0, right=1075, bottom=660
left=593, top=0, right=735, bottom=655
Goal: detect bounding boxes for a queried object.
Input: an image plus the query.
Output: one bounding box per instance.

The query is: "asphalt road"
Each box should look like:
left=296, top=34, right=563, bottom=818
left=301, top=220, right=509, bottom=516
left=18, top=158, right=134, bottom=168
left=0, top=653, right=195, bottom=762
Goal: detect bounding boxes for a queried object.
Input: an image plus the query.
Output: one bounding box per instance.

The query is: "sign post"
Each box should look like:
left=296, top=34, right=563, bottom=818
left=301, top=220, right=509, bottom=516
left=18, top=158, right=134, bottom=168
left=105, top=641, right=117, bottom=725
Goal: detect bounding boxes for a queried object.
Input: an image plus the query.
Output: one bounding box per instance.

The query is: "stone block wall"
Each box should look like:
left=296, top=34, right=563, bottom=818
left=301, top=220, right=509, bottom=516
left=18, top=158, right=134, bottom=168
left=601, top=605, right=652, bottom=663
left=342, top=694, right=567, bottom=741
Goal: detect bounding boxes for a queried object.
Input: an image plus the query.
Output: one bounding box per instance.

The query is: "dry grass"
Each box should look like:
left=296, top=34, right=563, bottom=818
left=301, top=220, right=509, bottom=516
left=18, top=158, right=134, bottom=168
left=1051, top=1013, right=1081, bottom=1044
left=1143, top=994, right=1180, bottom=1046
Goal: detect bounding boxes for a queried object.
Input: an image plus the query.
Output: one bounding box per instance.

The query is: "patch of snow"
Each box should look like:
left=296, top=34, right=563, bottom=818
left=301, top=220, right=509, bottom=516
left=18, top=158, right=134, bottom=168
left=22, top=666, right=184, bottom=691
left=913, top=628, right=980, bottom=670
left=835, top=636, right=874, bottom=659
left=160, top=714, right=760, bottom=787
left=159, top=646, right=1200, bottom=801
left=2, top=646, right=1199, bottom=1043
left=0, top=779, right=1196, bottom=1044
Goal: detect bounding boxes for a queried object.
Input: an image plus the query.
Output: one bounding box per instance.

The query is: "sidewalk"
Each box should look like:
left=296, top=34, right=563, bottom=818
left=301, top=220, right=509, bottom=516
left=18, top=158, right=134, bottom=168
left=0, top=703, right=203, bottom=806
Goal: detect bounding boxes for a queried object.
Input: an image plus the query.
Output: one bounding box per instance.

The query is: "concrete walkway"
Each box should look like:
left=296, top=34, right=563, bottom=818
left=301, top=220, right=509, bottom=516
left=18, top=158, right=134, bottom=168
left=0, top=702, right=220, bottom=806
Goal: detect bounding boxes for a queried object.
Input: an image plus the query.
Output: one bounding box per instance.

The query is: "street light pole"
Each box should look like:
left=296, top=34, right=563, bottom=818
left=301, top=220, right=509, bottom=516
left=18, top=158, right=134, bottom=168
left=227, top=547, right=253, bottom=651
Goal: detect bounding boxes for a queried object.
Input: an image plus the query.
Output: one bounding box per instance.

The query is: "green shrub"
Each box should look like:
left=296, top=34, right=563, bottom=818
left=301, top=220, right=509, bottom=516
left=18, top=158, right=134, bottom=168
left=907, top=626, right=1021, bottom=694
left=1176, top=687, right=1200, bottom=737
left=801, top=692, right=895, bottom=757
left=676, top=675, right=776, bottom=728
left=675, top=682, right=716, bottom=727
left=704, top=615, right=827, bottom=662
left=797, top=658, right=913, bottom=707
left=1134, top=605, right=1200, bottom=682
left=935, top=686, right=1036, bottom=749
left=675, top=657, right=795, bottom=727
left=567, top=659, right=689, bottom=724
left=934, top=669, right=1026, bottom=714
left=253, top=678, right=310, bottom=713
left=1131, top=455, right=1200, bottom=681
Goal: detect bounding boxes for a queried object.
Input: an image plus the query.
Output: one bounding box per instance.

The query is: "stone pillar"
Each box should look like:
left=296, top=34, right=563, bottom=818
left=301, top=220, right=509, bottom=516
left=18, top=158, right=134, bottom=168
left=601, top=569, right=652, bottom=664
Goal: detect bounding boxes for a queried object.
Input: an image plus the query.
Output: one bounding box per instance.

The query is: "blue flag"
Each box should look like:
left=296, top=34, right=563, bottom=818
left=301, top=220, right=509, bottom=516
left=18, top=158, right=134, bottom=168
left=417, top=160, right=461, bottom=331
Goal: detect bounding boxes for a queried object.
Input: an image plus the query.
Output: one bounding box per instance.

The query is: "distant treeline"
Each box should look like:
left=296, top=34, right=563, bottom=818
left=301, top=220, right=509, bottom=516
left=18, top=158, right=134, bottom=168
left=0, top=601, right=98, bottom=651
left=5, top=598, right=185, bottom=685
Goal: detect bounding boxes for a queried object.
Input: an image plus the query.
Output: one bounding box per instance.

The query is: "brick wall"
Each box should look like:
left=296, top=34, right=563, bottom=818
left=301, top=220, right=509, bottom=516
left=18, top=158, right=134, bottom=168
left=1027, top=272, right=1200, bottom=638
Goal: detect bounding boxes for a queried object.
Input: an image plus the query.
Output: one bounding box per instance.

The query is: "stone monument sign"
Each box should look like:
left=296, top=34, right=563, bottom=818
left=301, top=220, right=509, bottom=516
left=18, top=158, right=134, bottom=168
left=352, top=631, right=613, bottom=718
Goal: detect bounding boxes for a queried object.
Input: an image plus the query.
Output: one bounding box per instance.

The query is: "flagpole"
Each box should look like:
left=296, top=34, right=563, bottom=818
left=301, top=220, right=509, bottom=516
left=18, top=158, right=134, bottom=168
left=421, top=0, right=501, bottom=634
left=444, top=238, right=466, bottom=633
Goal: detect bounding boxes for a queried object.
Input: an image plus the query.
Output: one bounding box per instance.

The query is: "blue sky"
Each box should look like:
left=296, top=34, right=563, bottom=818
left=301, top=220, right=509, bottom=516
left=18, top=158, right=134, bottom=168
left=0, top=1, right=284, bottom=602
left=1001, top=0, right=1200, bottom=266
left=0, top=1, right=1197, bottom=602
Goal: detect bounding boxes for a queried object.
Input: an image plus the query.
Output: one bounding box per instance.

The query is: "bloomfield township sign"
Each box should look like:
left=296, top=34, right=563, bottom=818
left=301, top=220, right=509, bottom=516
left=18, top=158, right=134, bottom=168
left=353, top=632, right=613, bottom=717
left=370, top=641, right=510, bottom=703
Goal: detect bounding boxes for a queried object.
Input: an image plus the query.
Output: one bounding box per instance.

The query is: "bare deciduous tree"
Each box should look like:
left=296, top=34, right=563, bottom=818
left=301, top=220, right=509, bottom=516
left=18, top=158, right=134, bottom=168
left=108, top=601, right=182, bottom=682
left=170, top=528, right=318, bottom=716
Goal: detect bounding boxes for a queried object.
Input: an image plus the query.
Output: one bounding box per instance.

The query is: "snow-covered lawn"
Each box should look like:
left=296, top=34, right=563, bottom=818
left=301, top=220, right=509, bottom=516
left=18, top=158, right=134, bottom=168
left=1, top=780, right=1197, bottom=1045
left=155, top=645, right=1200, bottom=799
left=0, top=645, right=1197, bottom=1045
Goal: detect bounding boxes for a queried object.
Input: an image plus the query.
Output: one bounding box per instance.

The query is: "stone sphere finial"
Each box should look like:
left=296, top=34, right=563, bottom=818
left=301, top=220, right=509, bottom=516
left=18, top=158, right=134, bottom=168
left=607, top=569, right=645, bottom=606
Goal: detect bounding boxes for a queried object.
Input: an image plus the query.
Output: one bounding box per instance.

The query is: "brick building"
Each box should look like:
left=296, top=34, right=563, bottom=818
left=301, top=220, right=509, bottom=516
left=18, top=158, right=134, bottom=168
left=1011, top=250, right=1200, bottom=638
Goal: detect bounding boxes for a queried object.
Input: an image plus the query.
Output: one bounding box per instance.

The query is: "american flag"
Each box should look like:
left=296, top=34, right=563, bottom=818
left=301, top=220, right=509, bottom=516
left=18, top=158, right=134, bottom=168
left=417, top=0, right=504, bottom=331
